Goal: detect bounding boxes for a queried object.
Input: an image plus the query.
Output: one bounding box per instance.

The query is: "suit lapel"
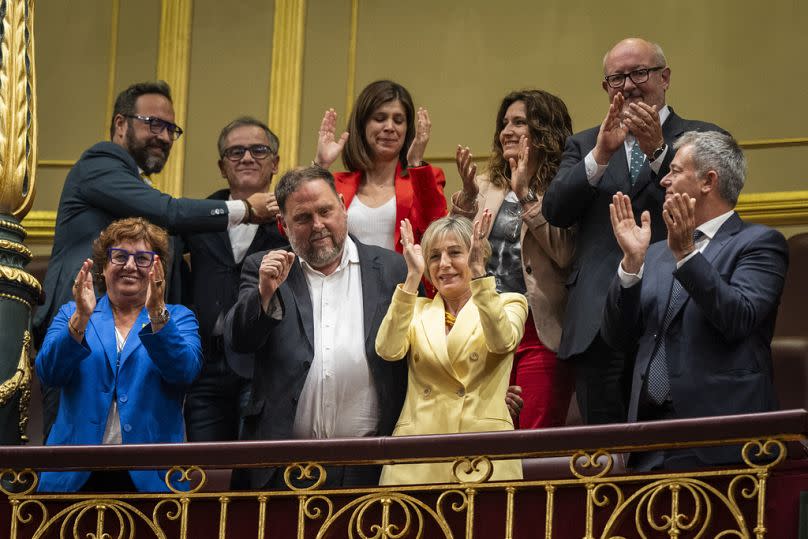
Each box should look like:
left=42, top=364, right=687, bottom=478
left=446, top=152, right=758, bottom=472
left=604, top=146, right=631, bottom=193
left=446, top=301, right=478, bottom=380
left=358, top=244, right=382, bottom=344
left=90, top=296, right=119, bottom=372
left=286, top=261, right=314, bottom=349
left=118, top=309, right=149, bottom=366
left=421, top=295, right=457, bottom=380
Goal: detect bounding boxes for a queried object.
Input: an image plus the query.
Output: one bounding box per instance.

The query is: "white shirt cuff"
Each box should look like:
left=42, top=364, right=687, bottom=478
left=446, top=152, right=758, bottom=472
left=226, top=200, right=246, bottom=227
left=584, top=150, right=608, bottom=185
left=618, top=262, right=644, bottom=288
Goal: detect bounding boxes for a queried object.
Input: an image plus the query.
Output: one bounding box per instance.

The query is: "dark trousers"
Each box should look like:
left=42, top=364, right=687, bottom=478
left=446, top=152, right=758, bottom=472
left=570, top=334, right=630, bottom=425
left=184, top=343, right=251, bottom=442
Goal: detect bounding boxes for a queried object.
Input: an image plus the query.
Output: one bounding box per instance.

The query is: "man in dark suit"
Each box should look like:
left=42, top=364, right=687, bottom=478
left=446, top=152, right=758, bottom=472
left=602, top=131, right=787, bottom=469
left=34, top=81, right=276, bottom=434
left=542, top=37, right=725, bottom=424
left=225, top=165, right=408, bottom=490
left=182, top=117, right=288, bottom=442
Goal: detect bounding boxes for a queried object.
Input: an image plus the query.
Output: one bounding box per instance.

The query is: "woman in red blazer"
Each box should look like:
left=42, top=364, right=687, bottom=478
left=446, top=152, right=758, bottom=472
left=313, top=80, right=447, bottom=254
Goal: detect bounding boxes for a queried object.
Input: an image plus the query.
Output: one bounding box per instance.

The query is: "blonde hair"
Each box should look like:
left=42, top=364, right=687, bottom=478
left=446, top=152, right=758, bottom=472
left=419, top=216, right=491, bottom=286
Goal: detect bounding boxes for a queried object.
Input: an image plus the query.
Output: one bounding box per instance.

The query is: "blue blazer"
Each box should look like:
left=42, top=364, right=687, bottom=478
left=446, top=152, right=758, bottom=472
left=602, top=213, right=788, bottom=462
left=35, top=295, right=202, bottom=492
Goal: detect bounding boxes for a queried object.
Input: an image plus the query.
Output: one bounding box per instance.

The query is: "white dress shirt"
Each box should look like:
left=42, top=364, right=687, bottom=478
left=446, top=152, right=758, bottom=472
left=227, top=195, right=259, bottom=263
left=292, top=236, right=380, bottom=439
left=585, top=105, right=671, bottom=184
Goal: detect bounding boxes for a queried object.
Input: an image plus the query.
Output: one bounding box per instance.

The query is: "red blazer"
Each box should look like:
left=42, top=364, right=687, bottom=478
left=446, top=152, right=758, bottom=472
left=334, top=162, right=447, bottom=253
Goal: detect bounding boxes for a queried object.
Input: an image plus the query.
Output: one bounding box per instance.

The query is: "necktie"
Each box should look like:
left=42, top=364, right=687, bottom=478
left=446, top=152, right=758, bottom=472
left=629, top=141, right=645, bottom=185
left=646, top=230, right=705, bottom=405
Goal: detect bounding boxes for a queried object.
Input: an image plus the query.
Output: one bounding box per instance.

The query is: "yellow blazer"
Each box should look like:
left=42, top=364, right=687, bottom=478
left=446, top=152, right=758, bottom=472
left=375, top=276, right=528, bottom=485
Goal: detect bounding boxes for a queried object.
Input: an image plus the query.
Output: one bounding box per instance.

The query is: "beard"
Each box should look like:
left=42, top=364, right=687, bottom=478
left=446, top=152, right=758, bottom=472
left=125, top=123, right=171, bottom=175
left=288, top=228, right=346, bottom=270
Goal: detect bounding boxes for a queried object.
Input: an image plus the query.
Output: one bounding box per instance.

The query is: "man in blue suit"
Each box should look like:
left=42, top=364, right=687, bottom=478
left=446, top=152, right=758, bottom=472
left=602, top=131, right=787, bottom=469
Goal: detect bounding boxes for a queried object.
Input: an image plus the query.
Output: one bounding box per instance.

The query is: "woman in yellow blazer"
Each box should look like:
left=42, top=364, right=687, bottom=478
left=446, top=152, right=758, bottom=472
left=375, top=214, right=528, bottom=485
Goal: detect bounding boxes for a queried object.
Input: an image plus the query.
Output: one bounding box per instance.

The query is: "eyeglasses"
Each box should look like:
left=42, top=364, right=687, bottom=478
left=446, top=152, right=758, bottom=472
left=222, top=144, right=275, bottom=161
left=604, top=66, right=666, bottom=88
left=125, top=114, right=184, bottom=140
left=107, top=248, right=157, bottom=268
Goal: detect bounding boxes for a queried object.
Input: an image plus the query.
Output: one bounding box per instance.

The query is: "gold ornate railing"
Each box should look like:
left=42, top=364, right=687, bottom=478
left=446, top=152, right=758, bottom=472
left=1, top=410, right=806, bottom=538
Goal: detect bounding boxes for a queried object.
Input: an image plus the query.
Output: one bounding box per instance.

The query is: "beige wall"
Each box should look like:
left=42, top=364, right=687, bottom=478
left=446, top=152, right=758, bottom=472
left=27, top=0, right=807, bottom=248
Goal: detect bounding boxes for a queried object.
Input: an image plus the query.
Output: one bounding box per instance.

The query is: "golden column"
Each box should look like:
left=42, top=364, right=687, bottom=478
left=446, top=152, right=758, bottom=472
left=0, top=0, right=41, bottom=445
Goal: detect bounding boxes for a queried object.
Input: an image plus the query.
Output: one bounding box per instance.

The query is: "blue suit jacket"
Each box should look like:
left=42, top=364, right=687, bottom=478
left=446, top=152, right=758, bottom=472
left=602, top=213, right=788, bottom=462
left=35, top=296, right=202, bottom=492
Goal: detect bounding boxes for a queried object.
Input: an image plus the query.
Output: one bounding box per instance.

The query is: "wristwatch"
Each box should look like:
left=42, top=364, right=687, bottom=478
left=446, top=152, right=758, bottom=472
left=518, top=188, right=539, bottom=205
left=648, top=143, right=667, bottom=163
left=149, top=307, right=170, bottom=326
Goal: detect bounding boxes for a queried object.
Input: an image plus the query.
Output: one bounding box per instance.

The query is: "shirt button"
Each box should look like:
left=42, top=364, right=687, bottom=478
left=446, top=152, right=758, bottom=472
left=119, top=394, right=128, bottom=403
left=456, top=388, right=465, bottom=397
left=423, top=386, right=432, bottom=397
left=469, top=352, right=479, bottom=362
left=123, top=424, right=132, bottom=433
left=525, top=266, right=532, bottom=275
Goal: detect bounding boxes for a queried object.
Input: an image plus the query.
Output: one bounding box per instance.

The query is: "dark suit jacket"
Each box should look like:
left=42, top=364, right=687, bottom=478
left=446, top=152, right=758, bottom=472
left=34, top=142, right=230, bottom=343
left=602, top=213, right=788, bottom=463
left=224, top=238, right=409, bottom=489
left=182, top=188, right=287, bottom=358
left=542, top=109, right=725, bottom=358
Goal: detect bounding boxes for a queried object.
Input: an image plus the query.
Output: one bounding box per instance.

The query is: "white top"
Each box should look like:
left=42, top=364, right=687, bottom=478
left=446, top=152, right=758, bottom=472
left=102, top=327, right=127, bottom=445
left=228, top=195, right=259, bottom=263
left=292, top=236, right=380, bottom=439
left=347, top=195, right=397, bottom=251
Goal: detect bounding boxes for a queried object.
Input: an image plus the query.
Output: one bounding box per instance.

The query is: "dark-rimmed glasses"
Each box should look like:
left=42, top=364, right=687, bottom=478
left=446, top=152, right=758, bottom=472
left=222, top=144, right=275, bottom=161
left=107, top=248, right=157, bottom=268
left=125, top=114, right=184, bottom=140
left=604, top=66, right=666, bottom=88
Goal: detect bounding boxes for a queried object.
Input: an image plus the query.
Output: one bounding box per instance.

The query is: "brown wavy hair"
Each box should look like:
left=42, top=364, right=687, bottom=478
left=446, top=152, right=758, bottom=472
left=487, top=90, right=572, bottom=193
left=342, top=80, right=415, bottom=173
left=91, top=217, right=170, bottom=293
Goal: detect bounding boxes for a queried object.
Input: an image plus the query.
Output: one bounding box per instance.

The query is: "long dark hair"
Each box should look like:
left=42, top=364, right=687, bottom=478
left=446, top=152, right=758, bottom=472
left=487, top=89, right=572, bottom=193
left=342, top=80, right=416, bottom=172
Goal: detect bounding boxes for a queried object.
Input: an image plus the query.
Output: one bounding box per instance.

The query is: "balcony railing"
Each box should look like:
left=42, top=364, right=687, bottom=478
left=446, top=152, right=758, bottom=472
left=1, top=409, right=806, bottom=538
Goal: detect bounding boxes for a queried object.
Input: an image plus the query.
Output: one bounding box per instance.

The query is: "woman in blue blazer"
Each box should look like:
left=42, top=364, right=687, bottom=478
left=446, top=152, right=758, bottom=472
left=35, top=217, right=202, bottom=492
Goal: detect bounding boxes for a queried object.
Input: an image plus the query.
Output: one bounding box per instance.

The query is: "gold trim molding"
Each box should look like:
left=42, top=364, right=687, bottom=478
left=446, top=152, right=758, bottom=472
left=153, top=0, right=193, bottom=197
left=0, top=0, right=37, bottom=219
left=345, top=0, right=358, bottom=116
left=268, top=0, right=307, bottom=169
left=102, top=0, right=121, bottom=140
left=21, top=190, right=808, bottom=239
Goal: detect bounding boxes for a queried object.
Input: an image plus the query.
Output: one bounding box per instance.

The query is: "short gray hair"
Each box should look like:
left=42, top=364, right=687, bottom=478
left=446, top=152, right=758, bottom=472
left=674, top=131, right=746, bottom=205
left=274, top=165, right=339, bottom=214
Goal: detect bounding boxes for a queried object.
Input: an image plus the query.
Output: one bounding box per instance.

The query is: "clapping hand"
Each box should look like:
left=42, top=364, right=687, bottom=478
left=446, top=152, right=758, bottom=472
left=72, top=259, right=96, bottom=318
left=406, top=107, right=432, bottom=167
left=455, top=145, right=479, bottom=210
left=508, top=135, right=533, bottom=200
left=593, top=93, right=629, bottom=165
left=663, top=193, right=697, bottom=261
left=469, top=209, right=493, bottom=278
left=609, top=192, right=651, bottom=274
left=315, top=108, right=348, bottom=169
left=623, top=102, right=664, bottom=157
left=400, top=218, right=425, bottom=294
